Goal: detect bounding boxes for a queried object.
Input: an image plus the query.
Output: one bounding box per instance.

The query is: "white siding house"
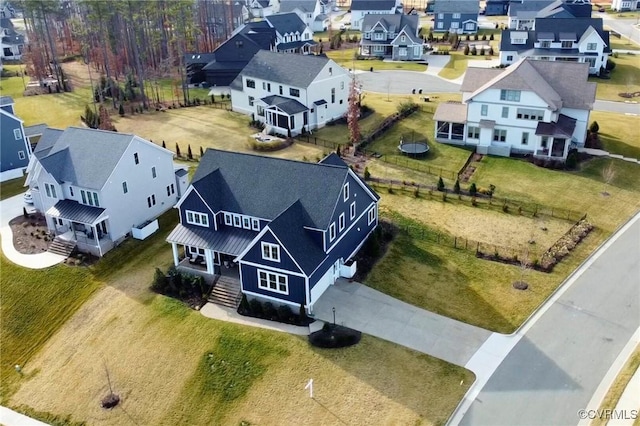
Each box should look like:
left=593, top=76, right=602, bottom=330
left=25, top=127, right=183, bottom=256
left=611, top=0, right=639, bottom=10
left=231, top=51, right=349, bottom=136
left=434, top=58, right=596, bottom=161
left=350, top=0, right=402, bottom=30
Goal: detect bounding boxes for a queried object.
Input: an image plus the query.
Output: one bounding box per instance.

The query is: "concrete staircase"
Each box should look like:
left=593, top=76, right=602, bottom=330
left=48, top=237, right=76, bottom=258
left=207, top=275, right=242, bottom=308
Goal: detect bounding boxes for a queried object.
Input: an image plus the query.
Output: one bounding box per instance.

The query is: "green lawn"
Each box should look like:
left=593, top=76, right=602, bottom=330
left=590, top=111, right=640, bottom=159
left=326, top=48, right=428, bottom=71
left=589, top=52, right=640, bottom=101
left=2, top=208, right=473, bottom=425
left=0, top=177, right=27, bottom=200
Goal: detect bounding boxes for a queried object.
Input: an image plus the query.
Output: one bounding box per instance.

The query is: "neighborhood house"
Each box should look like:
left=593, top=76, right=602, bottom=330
left=350, top=0, right=403, bottom=31
left=167, top=149, right=380, bottom=314
left=25, top=127, right=186, bottom=257
left=359, top=14, right=423, bottom=60
left=433, top=58, right=596, bottom=160
left=0, top=96, right=30, bottom=182
left=230, top=50, right=350, bottom=136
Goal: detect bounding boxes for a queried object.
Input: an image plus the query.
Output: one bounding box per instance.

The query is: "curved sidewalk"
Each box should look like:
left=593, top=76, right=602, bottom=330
left=0, top=194, right=65, bottom=269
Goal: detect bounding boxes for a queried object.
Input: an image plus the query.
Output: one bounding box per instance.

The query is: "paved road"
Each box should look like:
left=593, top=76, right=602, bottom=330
left=594, top=100, right=639, bottom=114
left=313, top=279, right=492, bottom=367
left=598, top=13, right=640, bottom=46
left=459, top=215, right=640, bottom=426
left=356, top=70, right=461, bottom=95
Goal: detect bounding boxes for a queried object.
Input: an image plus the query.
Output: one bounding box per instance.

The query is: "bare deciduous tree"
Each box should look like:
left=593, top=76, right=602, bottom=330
left=601, top=161, right=616, bottom=196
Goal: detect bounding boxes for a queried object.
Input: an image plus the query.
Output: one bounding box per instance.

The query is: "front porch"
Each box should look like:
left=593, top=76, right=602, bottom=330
left=46, top=199, right=113, bottom=257
left=360, top=43, right=392, bottom=58
left=259, top=95, right=309, bottom=137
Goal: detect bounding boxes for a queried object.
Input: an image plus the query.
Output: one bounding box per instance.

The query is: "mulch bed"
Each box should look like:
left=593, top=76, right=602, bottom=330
left=9, top=213, right=53, bottom=254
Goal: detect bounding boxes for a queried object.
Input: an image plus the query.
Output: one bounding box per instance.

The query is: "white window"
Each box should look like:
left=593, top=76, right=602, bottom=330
left=18, top=150, right=25, bottom=160
left=45, top=183, right=56, bottom=198
left=399, top=47, right=407, bottom=56
left=343, top=182, right=349, bottom=201
left=243, top=217, right=251, bottom=229
left=400, top=35, right=406, bottom=42
left=147, top=194, right=155, bottom=208
left=134, top=152, right=139, bottom=164
left=258, top=270, right=288, bottom=294
left=464, top=22, right=475, bottom=31
left=340, top=81, right=344, bottom=90
left=540, top=41, right=551, bottom=48
left=452, top=12, right=461, bottom=18
left=541, top=136, right=549, bottom=148
left=481, top=104, right=488, bottom=116
left=350, top=201, right=356, bottom=220
left=501, top=107, right=509, bottom=118
left=224, top=213, right=233, bottom=225
left=261, top=242, right=280, bottom=262
left=561, top=40, right=573, bottom=48
left=437, top=22, right=443, bottom=29
left=414, top=46, right=421, bottom=56
left=506, top=55, right=514, bottom=61
left=246, top=79, right=255, bottom=88
left=467, top=126, right=480, bottom=139
left=13, top=128, right=21, bottom=140
left=329, top=223, right=336, bottom=241
left=81, top=189, right=99, bottom=206
left=151, top=166, right=156, bottom=178
left=586, top=42, right=597, bottom=50
left=500, top=90, right=521, bottom=102
left=252, top=218, right=260, bottom=231
left=122, top=181, right=128, bottom=194
left=522, top=132, right=529, bottom=145
left=516, top=108, right=544, bottom=120
left=186, top=210, right=209, bottom=227
left=368, top=206, right=376, bottom=225
left=248, top=96, right=255, bottom=106
left=234, top=215, right=241, bottom=227
left=374, top=32, right=384, bottom=40
left=450, top=22, right=459, bottom=29
left=493, top=129, right=507, bottom=142
left=339, top=213, right=345, bottom=231
left=438, top=13, right=444, bottom=19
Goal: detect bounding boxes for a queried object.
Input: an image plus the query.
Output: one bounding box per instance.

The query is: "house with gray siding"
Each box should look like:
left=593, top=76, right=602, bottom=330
left=433, top=0, right=479, bottom=33
left=350, top=0, right=402, bottom=30
left=0, top=96, right=30, bottom=182
left=167, top=149, right=380, bottom=314
left=360, top=14, right=423, bottom=60
left=25, top=127, right=185, bottom=257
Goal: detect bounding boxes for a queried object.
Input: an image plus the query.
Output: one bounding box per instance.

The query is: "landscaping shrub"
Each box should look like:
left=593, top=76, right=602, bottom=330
left=605, top=60, right=616, bottom=71
left=277, top=304, right=293, bottom=322
left=396, top=100, right=418, bottom=115
left=454, top=179, right=461, bottom=194
left=262, top=302, right=277, bottom=319
left=364, top=167, right=371, bottom=180
left=249, top=298, right=263, bottom=316
left=308, top=324, right=362, bottom=348
left=437, top=177, right=445, bottom=192
left=590, top=121, right=600, bottom=134
left=469, top=182, right=477, bottom=196
left=565, top=149, right=578, bottom=170
left=175, top=143, right=181, bottom=157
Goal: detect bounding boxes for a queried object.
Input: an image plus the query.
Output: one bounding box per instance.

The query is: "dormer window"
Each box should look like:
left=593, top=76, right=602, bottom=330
left=343, top=182, right=349, bottom=201
left=224, top=213, right=233, bottom=225
left=261, top=242, right=280, bottom=262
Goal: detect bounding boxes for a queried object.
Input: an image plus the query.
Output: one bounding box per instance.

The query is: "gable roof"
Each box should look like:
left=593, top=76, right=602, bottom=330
left=234, top=50, right=331, bottom=88
left=350, top=0, right=397, bottom=10
left=279, top=0, right=318, bottom=13
left=33, top=127, right=153, bottom=190
left=23, top=123, right=47, bottom=138
left=0, top=95, right=13, bottom=106
left=191, top=149, right=355, bottom=229
left=261, top=95, right=309, bottom=114
left=319, top=152, right=348, bottom=167
left=362, top=13, right=419, bottom=36
left=266, top=12, right=308, bottom=35
left=433, top=0, right=480, bottom=14
left=462, top=58, right=595, bottom=110
left=508, top=0, right=555, bottom=17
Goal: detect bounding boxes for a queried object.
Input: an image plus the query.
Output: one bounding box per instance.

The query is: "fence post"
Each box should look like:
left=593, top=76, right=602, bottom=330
left=454, top=237, right=457, bottom=248
left=476, top=241, right=479, bottom=254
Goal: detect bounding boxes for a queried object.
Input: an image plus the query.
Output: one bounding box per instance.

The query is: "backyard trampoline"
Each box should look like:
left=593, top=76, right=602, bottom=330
left=398, top=141, right=429, bottom=156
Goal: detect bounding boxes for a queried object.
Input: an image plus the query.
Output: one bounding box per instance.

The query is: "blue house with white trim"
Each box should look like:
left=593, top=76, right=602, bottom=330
left=167, top=149, right=379, bottom=314
left=0, top=96, right=31, bottom=182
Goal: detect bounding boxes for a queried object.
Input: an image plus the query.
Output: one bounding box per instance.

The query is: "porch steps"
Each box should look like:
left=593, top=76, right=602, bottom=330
left=208, top=276, right=242, bottom=309
left=49, top=237, right=76, bottom=258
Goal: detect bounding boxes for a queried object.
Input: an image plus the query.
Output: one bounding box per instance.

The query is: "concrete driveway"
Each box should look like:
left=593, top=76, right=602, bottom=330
left=355, top=69, right=461, bottom=95
left=313, top=279, right=492, bottom=367
left=0, top=193, right=65, bottom=269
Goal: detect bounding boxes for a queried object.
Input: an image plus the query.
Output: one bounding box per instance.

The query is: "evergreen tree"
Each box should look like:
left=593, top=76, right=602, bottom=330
left=437, top=177, right=445, bottom=192
left=454, top=179, right=461, bottom=194
left=187, top=144, right=193, bottom=160
left=176, top=143, right=181, bottom=157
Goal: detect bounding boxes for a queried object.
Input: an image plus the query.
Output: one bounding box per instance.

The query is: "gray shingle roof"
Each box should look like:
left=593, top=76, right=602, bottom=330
left=261, top=95, right=309, bottom=114
left=279, top=0, right=317, bottom=13
left=266, top=12, right=307, bottom=35
left=46, top=199, right=106, bottom=225
left=362, top=13, right=419, bottom=35
left=238, top=50, right=331, bottom=88
left=433, top=0, right=480, bottom=14
left=433, top=101, right=467, bottom=123
left=350, top=0, right=397, bottom=11
left=167, top=223, right=256, bottom=255
left=0, top=95, right=14, bottom=106
left=508, top=0, right=554, bottom=17
left=276, top=39, right=317, bottom=51
left=462, top=58, right=595, bottom=111
left=191, top=148, right=351, bottom=229
left=23, top=123, right=47, bottom=138
left=35, top=127, right=138, bottom=190
left=33, top=128, right=64, bottom=159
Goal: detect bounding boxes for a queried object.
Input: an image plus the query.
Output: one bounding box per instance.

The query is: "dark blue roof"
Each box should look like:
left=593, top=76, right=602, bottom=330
left=276, top=39, right=317, bottom=51
left=191, top=149, right=353, bottom=229
left=350, top=0, right=397, bottom=11
left=266, top=12, right=308, bottom=35
left=319, top=152, right=348, bottom=167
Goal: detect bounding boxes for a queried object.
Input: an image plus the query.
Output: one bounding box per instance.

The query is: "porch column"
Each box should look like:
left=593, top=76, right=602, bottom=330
left=171, top=243, right=179, bottom=267
left=94, top=225, right=103, bottom=257
left=205, top=250, right=214, bottom=274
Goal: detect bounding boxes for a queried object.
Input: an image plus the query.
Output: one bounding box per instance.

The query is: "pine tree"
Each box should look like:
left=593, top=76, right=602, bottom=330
left=336, top=145, right=341, bottom=157
left=469, top=183, right=477, bottom=196
left=98, top=105, right=114, bottom=131
left=176, top=143, right=181, bottom=157
left=200, top=146, right=204, bottom=157
left=437, top=177, right=445, bottom=192
left=454, top=179, right=461, bottom=194
left=118, top=103, right=125, bottom=116
left=162, top=140, right=166, bottom=148
left=187, top=144, right=193, bottom=160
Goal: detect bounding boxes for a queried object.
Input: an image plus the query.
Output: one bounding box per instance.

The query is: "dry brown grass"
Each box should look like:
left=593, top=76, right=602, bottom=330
left=379, top=193, right=573, bottom=252
left=10, top=253, right=472, bottom=426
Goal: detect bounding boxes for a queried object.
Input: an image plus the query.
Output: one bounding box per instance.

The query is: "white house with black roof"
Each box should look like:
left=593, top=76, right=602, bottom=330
left=500, top=17, right=610, bottom=74
left=279, top=0, right=328, bottom=32
left=25, top=127, right=186, bottom=257
left=167, top=149, right=380, bottom=314
left=433, top=58, right=596, bottom=160
left=360, top=14, right=423, bottom=60
left=350, top=0, right=403, bottom=30
left=246, top=0, right=279, bottom=18
left=230, top=50, right=350, bottom=136
left=265, top=12, right=317, bottom=53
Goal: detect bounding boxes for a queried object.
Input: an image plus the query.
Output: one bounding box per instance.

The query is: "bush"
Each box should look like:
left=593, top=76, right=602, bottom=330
left=151, top=268, right=169, bottom=293
left=464, top=45, right=470, bottom=55
left=590, top=121, right=600, bottom=134
left=238, top=294, right=250, bottom=314
left=606, top=60, right=616, bottom=71
left=249, top=298, right=263, bottom=316
left=454, top=179, right=461, bottom=194
left=364, top=167, right=371, bottom=180
left=565, top=149, right=578, bottom=170
left=118, top=103, right=125, bottom=117
left=263, top=302, right=277, bottom=319
left=437, top=177, right=445, bottom=191
left=469, top=182, right=477, bottom=196
left=396, top=100, right=418, bottom=115
left=277, top=304, right=293, bottom=322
